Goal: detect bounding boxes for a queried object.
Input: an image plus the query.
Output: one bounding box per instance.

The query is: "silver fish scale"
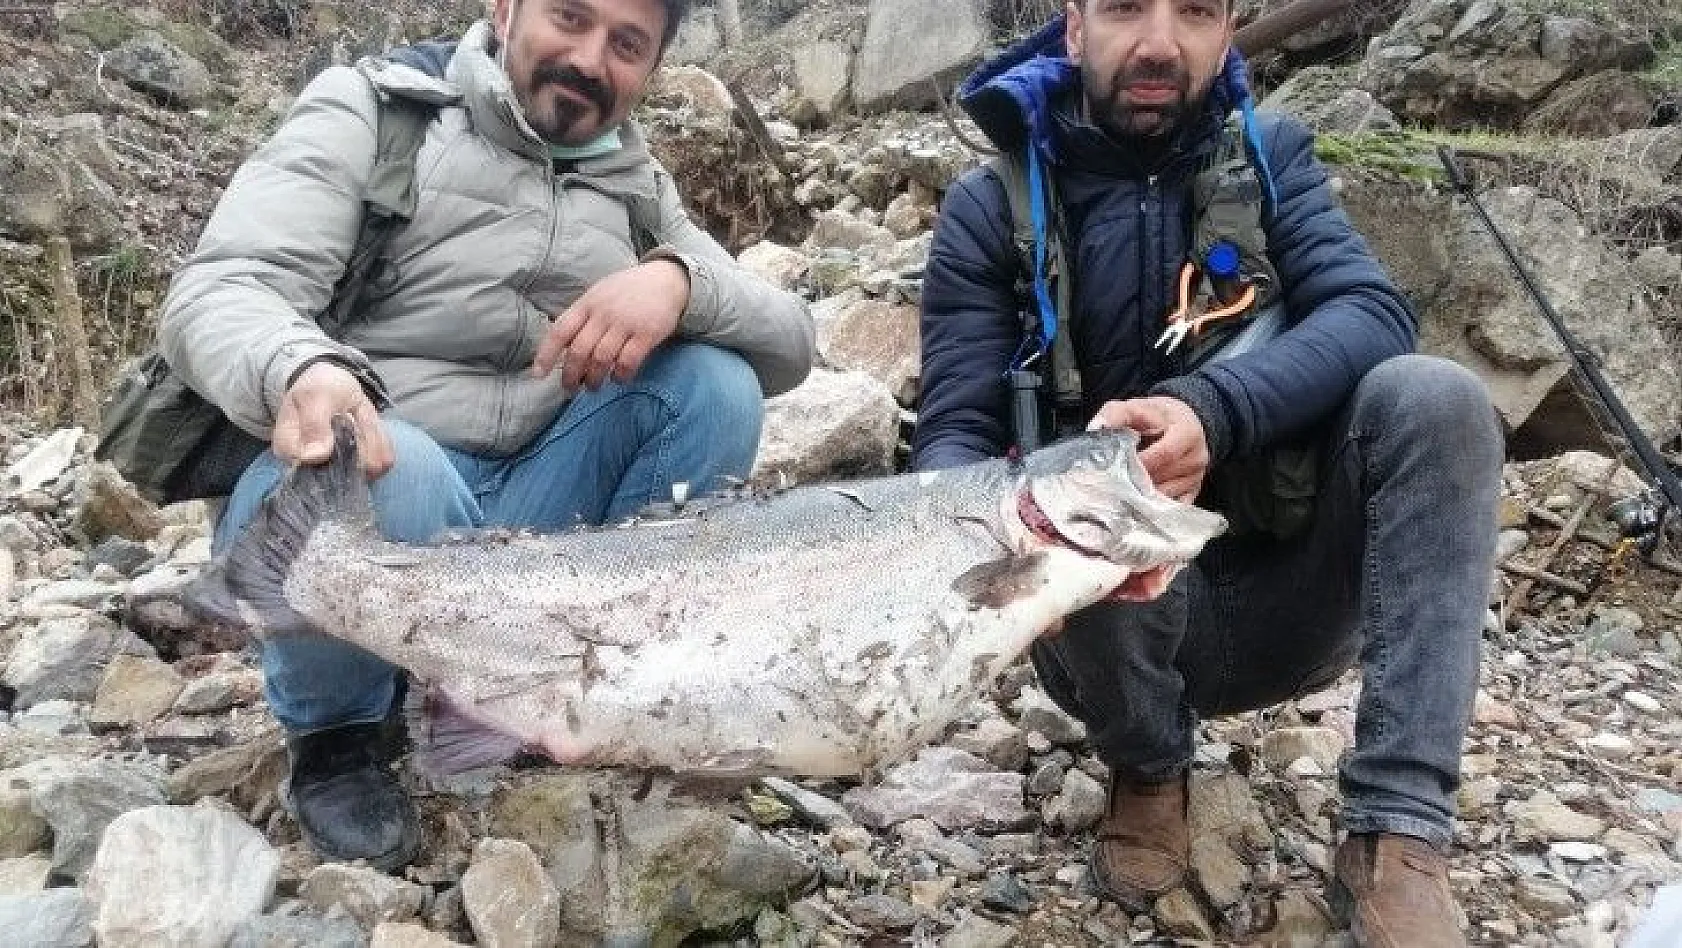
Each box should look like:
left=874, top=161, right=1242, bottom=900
left=274, top=443, right=1204, bottom=777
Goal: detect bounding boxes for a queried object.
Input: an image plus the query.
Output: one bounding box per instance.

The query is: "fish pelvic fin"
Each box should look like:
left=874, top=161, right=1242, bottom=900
left=184, top=416, right=376, bottom=638
left=951, top=551, right=1052, bottom=609
left=405, top=683, right=529, bottom=781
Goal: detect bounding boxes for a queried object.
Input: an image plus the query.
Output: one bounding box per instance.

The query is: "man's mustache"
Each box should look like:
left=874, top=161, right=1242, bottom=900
left=532, top=63, right=613, bottom=114
left=1111, top=62, right=1191, bottom=102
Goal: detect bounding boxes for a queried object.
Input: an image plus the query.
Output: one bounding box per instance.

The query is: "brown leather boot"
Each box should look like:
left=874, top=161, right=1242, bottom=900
left=1329, top=833, right=1467, bottom=947
left=1089, top=774, right=1189, bottom=913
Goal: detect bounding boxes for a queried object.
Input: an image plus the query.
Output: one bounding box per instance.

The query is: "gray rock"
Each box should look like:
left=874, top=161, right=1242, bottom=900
left=0, top=887, right=94, bottom=947
left=1634, top=788, right=1682, bottom=817
left=14, top=701, right=87, bottom=737
left=939, top=912, right=1017, bottom=948
left=369, top=922, right=466, bottom=947
left=846, top=893, right=918, bottom=929
left=751, top=369, right=899, bottom=488
left=663, top=5, right=721, bottom=66
left=760, top=777, right=854, bottom=829
left=946, top=717, right=1029, bottom=773
left=1516, top=876, right=1577, bottom=918
left=88, top=655, right=186, bottom=727
left=978, top=870, right=1035, bottom=914
left=1190, top=835, right=1251, bottom=910
left=1505, top=791, right=1606, bottom=842
left=0, top=514, right=45, bottom=553
left=852, top=0, right=989, bottom=113
left=172, top=668, right=262, bottom=715
left=1011, top=687, right=1086, bottom=745
left=612, top=792, right=818, bottom=946
left=86, top=805, right=280, bottom=948
left=841, top=747, right=1033, bottom=831
left=1024, top=758, right=1066, bottom=796
left=4, top=614, right=132, bottom=707
left=22, top=581, right=125, bottom=612
left=4, top=429, right=82, bottom=495
left=1259, top=726, right=1346, bottom=774
left=815, top=297, right=920, bottom=405
left=1260, top=66, right=1398, bottom=134
left=1526, top=70, right=1660, bottom=138
left=736, top=241, right=811, bottom=292
left=165, top=735, right=286, bottom=807
left=803, top=210, right=896, bottom=254
left=1189, top=772, right=1275, bottom=853
left=229, top=913, right=366, bottom=948
left=298, top=864, right=427, bottom=930
left=1634, top=247, right=1682, bottom=290
left=790, top=40, right=853, bottom=123
left=487, top=775, right=605, bottom=939
left=103, top=32, right=218, bottom=109
left=0, top=784, right=51, bottom=857
left=1431, top=187, right=1681, bottom=447
left=460, top=838, right=560, bottom=948
left=0, top=854, right=52, bottom=894
left=84, top=537, right=153, bottom=578
left=1, top=756, right=168, bottom=879
left=1042, top=768, right=1106, bottom=833
left=73, top=463, right=164, bottom=546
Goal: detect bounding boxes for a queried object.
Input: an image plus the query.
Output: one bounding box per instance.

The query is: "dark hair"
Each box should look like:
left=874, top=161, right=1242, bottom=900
left=658, top=0, right=692, bottom=51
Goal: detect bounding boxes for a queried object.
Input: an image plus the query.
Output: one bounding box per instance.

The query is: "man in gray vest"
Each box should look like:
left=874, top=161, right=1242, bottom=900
left=916, top=2, right=1501, bottom=945
left=158, top=0, right=813, bottom=871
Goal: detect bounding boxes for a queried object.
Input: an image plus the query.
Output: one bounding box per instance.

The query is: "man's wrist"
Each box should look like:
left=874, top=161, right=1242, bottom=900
left=1149, top=376, right=1234, bottom=466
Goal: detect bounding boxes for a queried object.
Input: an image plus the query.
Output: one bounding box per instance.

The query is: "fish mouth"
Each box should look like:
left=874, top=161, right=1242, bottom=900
left=1015, top=487, right=1108, bottom=558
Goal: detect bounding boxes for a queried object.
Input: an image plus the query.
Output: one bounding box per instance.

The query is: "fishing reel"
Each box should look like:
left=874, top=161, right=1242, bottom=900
left=1606, top=489, right=1673, bottom=556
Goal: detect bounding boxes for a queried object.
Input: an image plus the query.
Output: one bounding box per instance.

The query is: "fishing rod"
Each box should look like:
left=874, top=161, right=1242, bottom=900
left=1438, top=145, right=1682, bottom=553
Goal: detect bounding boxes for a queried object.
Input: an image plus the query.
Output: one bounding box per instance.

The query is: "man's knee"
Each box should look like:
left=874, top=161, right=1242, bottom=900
left=366, top=420, right=478, bottom=542
left=1354, top=355, right=1501, bottom=446
left=641, top=343, right=764, bottom=445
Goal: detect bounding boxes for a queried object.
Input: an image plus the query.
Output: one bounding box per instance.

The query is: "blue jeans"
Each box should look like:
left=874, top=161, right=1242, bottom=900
left=1031, top=355, right=1503, bottom=848
left=213, top=343, right=764, bottom=734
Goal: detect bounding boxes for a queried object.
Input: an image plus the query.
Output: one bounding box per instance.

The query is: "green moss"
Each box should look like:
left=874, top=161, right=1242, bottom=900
left=1645, top=43, right=1682, bottom=87
left=1313, top=131, right=1444, bottom=181
left=60, top=7, right=141, bottom=51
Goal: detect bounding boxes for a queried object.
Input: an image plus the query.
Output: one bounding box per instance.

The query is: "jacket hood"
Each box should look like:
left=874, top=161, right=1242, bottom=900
left=957, top=13, right=1262, bottom=169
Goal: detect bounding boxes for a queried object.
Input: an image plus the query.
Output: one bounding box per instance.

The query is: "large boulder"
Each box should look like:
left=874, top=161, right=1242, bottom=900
left=1525, top=70, right=1663, bottom=137
left=1423, top=185, right=1682, bottom=451
left=852, top=0, right=991, bottom=113
left=1362, top=0, right=1651, bottom=130
left=752, top=369, right=900, bottom=488
left=103, top=31, right=219, bottom=109
left=1260, top=66, right=1399, bottom=134
left=790, top=39, right=856, bottom=125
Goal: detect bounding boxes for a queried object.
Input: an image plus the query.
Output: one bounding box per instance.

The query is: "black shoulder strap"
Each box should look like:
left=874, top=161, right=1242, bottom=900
left=318, top=81, right=436, bottom=339
left=987, top=152, right=1082, bottom=409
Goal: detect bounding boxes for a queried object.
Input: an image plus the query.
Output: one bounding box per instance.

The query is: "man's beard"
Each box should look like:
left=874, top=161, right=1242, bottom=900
left=520, top=61, right=615, bottom=145
left=1082, top=58, right=1201, bottom=143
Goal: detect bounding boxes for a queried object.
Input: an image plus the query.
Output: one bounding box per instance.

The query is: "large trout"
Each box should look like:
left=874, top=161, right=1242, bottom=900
left=190, top=420, right=1225, bottom=779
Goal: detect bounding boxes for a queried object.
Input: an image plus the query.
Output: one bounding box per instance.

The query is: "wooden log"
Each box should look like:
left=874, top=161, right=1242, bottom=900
left=45, top=236, right=100, bottom=430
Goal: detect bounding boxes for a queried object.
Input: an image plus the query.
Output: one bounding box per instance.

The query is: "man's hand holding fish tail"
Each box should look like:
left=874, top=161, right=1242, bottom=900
left=159, top=0, right=813, bottom=872
left=916, top=1, right=1503, bottom=942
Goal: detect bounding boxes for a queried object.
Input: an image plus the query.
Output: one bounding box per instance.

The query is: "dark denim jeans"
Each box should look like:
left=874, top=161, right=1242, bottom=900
left=213, top=343, right=764, bottom=735
left=1031, top=355, right=1503, bottom=848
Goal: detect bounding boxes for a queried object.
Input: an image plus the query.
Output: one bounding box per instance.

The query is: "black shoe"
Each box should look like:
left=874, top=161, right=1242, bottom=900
left=284, top=721, right=421, bottom=872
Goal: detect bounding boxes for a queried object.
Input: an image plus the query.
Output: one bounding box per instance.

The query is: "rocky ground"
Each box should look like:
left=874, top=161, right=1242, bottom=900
left=0, top=427, right=1677, bottom=947
left=1, top=0, right=1681, bottom=945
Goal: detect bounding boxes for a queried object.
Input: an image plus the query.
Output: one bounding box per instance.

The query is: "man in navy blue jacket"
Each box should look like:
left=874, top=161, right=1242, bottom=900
left=916, top=2, right=1502, bottom=944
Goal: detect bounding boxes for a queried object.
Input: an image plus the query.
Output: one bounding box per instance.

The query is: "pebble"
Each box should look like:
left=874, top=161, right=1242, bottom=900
left=938, top=913, right=1017, bottom=948
left=1550, top=841, right=1608, bottom=862
left=460, top=838, right=560, bottom=948
left=299, top=864, right=428, bottom=929
left=978, top=870, right=1035, bottom=914
left=1622, top=690, right=1662, bottom=714
left=1584, top=732, right=1636, bottom=759
left=845, top=893, right=918, bottom=929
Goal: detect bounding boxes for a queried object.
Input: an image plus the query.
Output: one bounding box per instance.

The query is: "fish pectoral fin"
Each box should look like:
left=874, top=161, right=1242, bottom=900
left=405, top=684, right=529, bottom=780
left=951, top=551, right=1052, bottom=609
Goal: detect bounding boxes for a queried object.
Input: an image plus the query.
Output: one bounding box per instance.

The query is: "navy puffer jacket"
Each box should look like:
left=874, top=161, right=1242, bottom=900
left=913, top=21, right=1416, bottom=471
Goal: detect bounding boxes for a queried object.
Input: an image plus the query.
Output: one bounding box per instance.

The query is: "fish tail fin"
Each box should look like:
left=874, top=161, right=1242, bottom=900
left=405, top=683, right=528, bottom=780
left=186, top=416, right=375, bottom=637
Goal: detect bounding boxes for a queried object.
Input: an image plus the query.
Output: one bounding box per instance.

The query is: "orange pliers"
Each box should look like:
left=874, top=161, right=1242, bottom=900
left=1153, top=261, right=1258, bottom=356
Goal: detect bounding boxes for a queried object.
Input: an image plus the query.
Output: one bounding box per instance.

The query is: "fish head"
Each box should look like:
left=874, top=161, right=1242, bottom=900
left=1011, top=431, right=1228, bottom=570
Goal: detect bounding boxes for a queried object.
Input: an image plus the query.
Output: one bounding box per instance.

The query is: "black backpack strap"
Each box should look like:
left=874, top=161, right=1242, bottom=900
left=987, top=152, right=1083, bottom=414
left=318, top=74, right=436, bottom=343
